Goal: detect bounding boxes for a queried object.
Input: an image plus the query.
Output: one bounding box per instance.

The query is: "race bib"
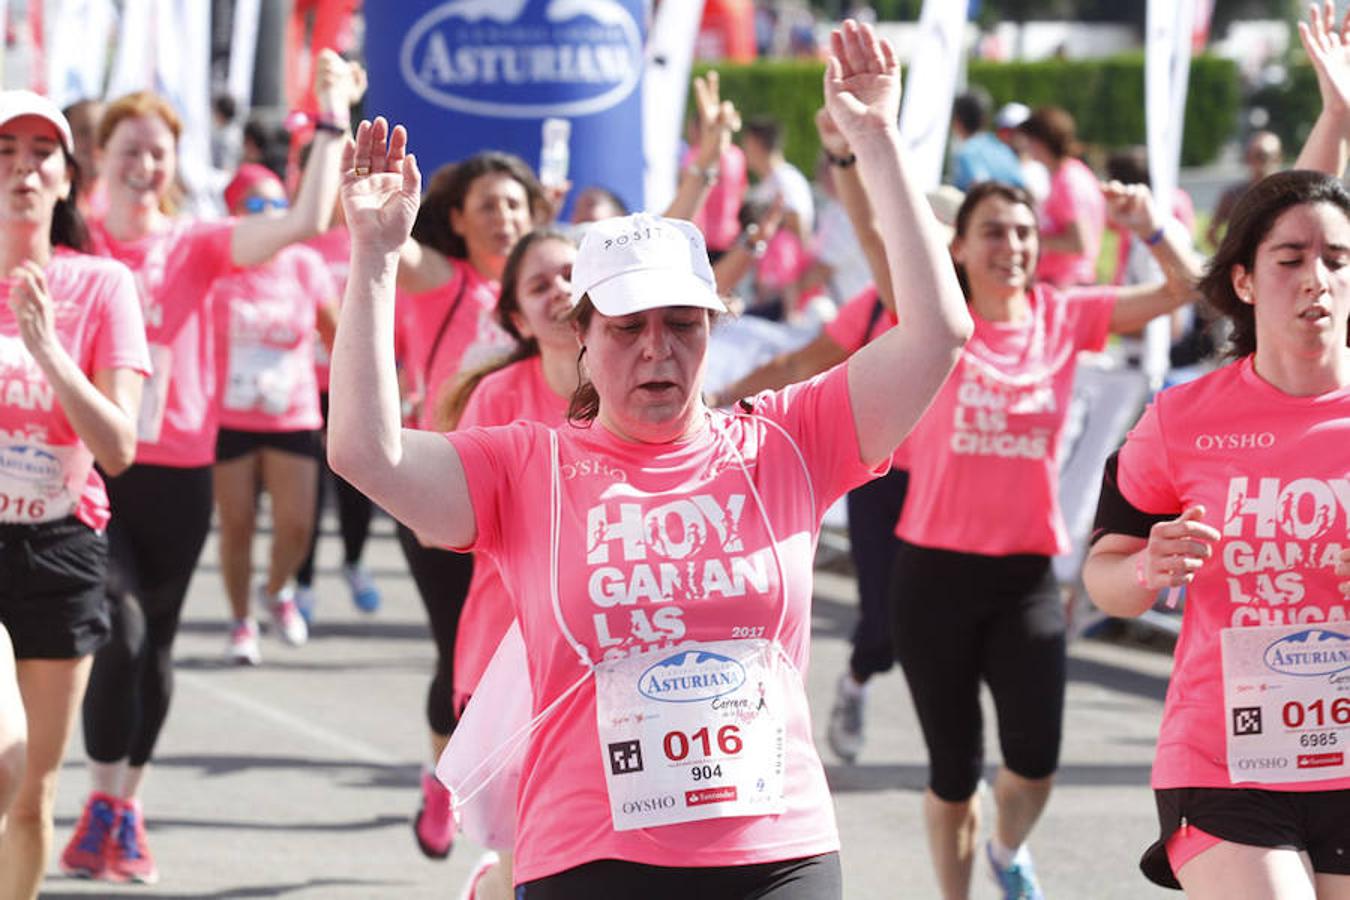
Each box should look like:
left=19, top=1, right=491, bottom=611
left=224, top=342, right=295, bottom=415
left=0, top=441, right=85, bottom=522
left=595, top=639, right=787, bottom=831
left=1222, top=623, right=1350, bottom=784
left=137, top=343, right=173, bottom=443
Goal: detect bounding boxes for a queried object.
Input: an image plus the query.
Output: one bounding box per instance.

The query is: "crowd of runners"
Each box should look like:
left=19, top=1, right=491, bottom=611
left=0, top=8, right=1347, bottom=900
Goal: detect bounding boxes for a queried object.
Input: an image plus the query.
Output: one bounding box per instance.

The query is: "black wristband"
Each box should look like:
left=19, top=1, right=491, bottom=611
left=825, top=151, right=857, bottom=168
left=314, top=120, right=348, bottom=136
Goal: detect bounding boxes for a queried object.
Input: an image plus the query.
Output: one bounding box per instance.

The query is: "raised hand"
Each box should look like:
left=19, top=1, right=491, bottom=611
left=692, top=71, right=741, bottom=168
left=8, top=262, right=58, bottom=360
left=341, top=118, right=421, bottom=257
left=1138, top=506, right=1221, bottom=591
left=316, top=49, right=360, bottom=120
left=822, top=19, right=901, bottom=147
left=1102, top=180, right=1163, bottom=240
left=1300, top=0, right=1350, bottom=115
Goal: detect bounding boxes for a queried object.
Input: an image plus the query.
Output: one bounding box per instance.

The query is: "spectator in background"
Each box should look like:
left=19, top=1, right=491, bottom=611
left=210, top=94, right=243, bottom=173
left=62, top=99, right=105, bottom=219
left=569, top=185, right=628, bottom=225
left=993, top=102, right=1050, bottom=203
left=684, top=103, right=748, bottom=261
left=949, top=89, right=1024, bottom=191
left=743, top=115, right=814, bottom=241
left=1204, top=129, right=1282, bottom=249
left=1017, top=106, right=1105, bottom=287
left=242, top=117, right=288, bottom=177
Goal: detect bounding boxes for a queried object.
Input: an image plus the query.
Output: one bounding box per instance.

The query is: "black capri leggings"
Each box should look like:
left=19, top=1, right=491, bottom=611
left=891, top=540, right=1065, bottom=802
left=518, top=852, right=842, bottom=899
left=844, top=467, right=907, bottom=681
left=395, top=523, right=473, bottom=737
left=83, top=463, right=214, bottom=767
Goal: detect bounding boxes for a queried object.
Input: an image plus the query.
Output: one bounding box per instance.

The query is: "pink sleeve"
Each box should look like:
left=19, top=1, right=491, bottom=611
left=189, top=218, right=238, bottom=279
left=823, top=286, right=881, bottom=353
left=297, top=249, right=338, bottom=311
left=443, top=422, right=541, bottom=554
left=1115, top=400, right=1182, bottom=515
left=92, top=264, right=151, bottom=375
left=751, top=364, right=884, bottom=517
left=1065, top=286, right=1116, bottom=354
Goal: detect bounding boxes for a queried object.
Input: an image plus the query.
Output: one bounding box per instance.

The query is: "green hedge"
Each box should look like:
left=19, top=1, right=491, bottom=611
left=696, top=54, right=1241, bottom=174
left=1248, top=62, right=1320, bottom=155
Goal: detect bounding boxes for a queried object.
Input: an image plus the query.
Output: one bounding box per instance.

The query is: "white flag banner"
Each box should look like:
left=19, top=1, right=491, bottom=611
left=156, top=0, right=215, bottom=216
left=643, top=0, right=707, bottom=213
left=47, top=0, right=116, bottom=106
left=897, top=0, right=968, bottom=192
left=106, top=0, right=154, bottom=101
left=0, top=0, right=12, bottom=86
left=1143, top=0, right=1195, bottom=388
left=228, top=0, right=262, bottom=119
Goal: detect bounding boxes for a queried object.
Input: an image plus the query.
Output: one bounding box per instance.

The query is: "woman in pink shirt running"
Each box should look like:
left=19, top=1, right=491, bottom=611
left=58, top=55, right=358, bottom=885
left=1084, top=7, right=1350, bottom=897
left=0, top=91, right=149, bottom=900
left=331, top=21, right=971, bottom=897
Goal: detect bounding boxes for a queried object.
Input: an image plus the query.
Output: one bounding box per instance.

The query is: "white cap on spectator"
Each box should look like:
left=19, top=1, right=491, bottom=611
left=0, top=91, right=73, bottom=153
left=571, top=212, right=726, bottom=317
left=993, top=102, right=1031, bottom=131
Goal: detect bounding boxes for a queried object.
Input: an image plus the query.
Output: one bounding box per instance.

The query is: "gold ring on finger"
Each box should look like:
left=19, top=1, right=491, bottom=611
left=353, top=166, right=370, bottom=177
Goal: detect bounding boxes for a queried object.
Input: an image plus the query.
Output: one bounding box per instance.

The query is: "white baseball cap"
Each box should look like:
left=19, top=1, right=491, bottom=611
left=0, top=91, right=72, bottom=153
left=570, top=212, right=726, bottom=316
left=993, top=102, right=1030, bottom=131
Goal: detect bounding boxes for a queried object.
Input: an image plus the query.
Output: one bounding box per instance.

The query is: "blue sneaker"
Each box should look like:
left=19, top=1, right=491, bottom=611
left=986, top=840, right=1045, bottom=899
left=342, top=563, right=381, bottom=613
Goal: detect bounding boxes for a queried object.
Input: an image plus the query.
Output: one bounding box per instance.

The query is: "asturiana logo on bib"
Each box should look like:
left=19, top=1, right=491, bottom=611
left=639, top=650, right=746, bottom=703
left=1263, top=629, right=1350, bottom=677
left=400, top=0, right=642, bottom=118
left=0, top=445, right=61, bottom=482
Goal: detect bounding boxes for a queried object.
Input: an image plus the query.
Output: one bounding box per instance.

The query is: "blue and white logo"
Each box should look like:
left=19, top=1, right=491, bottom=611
left=1264, top=629, right=1350, bottom=677
left=639, top=650, right=747, bottom=703
left=399, top=0, right=643, bottom=118
left=0, top=445, right=61, bottom=483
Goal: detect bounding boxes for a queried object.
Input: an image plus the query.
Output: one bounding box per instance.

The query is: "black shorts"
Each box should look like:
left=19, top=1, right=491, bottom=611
left=517, top=853, right=841, bottom=899
left=0, top=516, right=109, bottom=660
left=1142, top=786, right=1350, bottom=888
left=215, top=427, right=322, bottom=463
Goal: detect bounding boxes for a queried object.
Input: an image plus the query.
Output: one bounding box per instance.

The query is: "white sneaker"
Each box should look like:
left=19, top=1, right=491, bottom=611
left=827, top=672, right=866, bottom=763
left=226, top=619, right=261, bottom=666
left=259, top=585, right=308, bottom=646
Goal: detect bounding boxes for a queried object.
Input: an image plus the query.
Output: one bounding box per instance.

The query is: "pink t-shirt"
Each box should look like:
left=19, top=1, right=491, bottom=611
left=687, top=144, right=748, bottom=254
left=88, top=218, right=236, bottom=467
left=0, top=251, right=150, bottom=531
left=447, top=365, right=879, bottom=884
left=896, top=284, right=1115, bottom=556
left=1117, top=357, right=1350, bottom=792
left=452, top=355, right=569, bottom=706
left=1036, top=157, right=1105, bottom=288
left=212, top=244, right=333, bottom=432
left=303, top=227, right=350, bottom=394
left=824, top=285, right=893, bottom=353
left=395, top=258, right=508, bottom=431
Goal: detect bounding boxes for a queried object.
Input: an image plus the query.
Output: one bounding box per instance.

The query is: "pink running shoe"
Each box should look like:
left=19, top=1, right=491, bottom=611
left=107, top=798, right=159, bottom=884
left=414, top=766, right=454, bottom=859
left=59, top=792, right=117, bottom=879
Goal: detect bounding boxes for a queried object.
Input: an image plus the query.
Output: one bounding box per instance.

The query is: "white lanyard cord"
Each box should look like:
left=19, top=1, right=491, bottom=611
left=549, top=429, right=595, bottom=669
left=449, top=666, right=591, bottom=811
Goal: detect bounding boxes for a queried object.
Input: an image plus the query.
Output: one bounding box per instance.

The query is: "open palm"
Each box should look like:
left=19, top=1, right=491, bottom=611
left=340, top=118, right=422, bottom=256
left=1301, top=0, right=1350, bottom=114
left=823, top=20, right=902, bottom=146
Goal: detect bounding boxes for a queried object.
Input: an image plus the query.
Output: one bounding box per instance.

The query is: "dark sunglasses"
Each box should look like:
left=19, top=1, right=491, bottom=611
left=244, top=196, right=289, bottom=213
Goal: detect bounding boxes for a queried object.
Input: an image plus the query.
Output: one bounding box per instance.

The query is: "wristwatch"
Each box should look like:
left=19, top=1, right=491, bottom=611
left=688, top=162, right=720, bottom=186
left=739, top=224, right=768, bottom=258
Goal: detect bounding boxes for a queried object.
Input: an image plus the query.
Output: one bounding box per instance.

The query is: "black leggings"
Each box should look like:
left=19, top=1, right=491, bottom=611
left=844, top=468, right=907, bottom=681
left=395, top=523, right=473, bottom=737
left=83, top=463, right=214, bottom=766
left=892, top=540, right=1065, bottom=802
left=297, top=392, right=376, bottom=586
left=518, top=852, right=842, bottom=899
